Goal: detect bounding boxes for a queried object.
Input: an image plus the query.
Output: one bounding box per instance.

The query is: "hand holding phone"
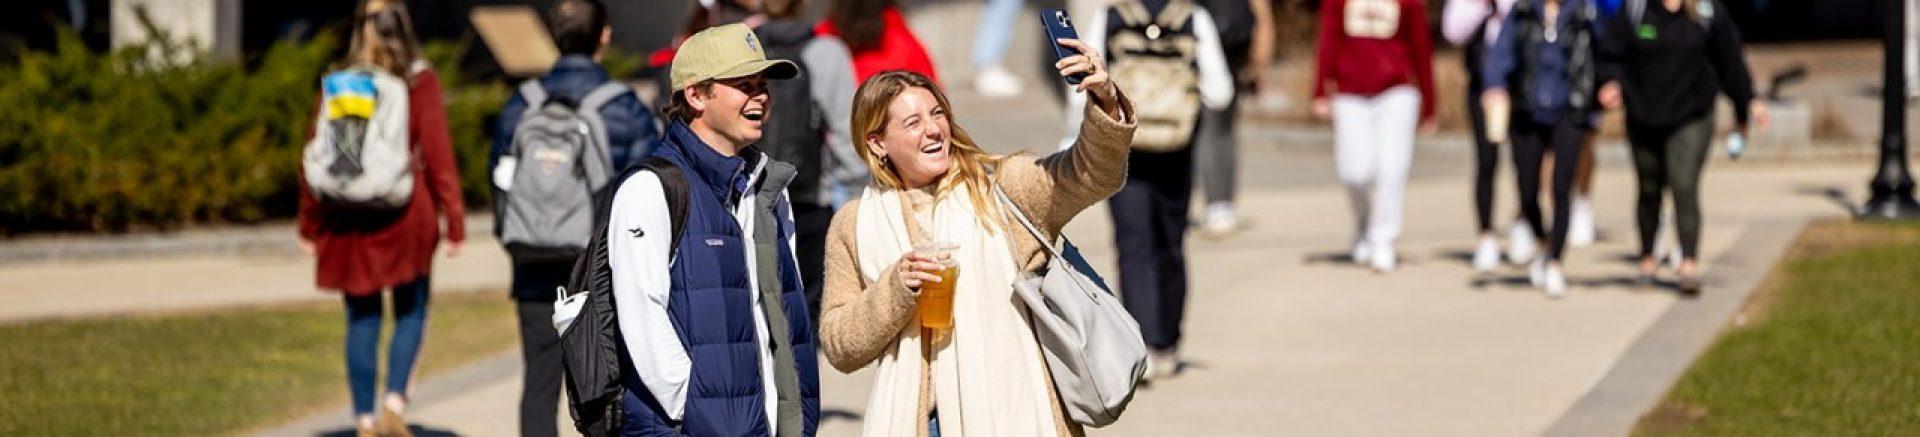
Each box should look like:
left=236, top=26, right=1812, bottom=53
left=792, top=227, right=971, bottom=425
left=1039, top=9, right=1118, bottom=105
left=1041, top=9, right=1088, bottom=85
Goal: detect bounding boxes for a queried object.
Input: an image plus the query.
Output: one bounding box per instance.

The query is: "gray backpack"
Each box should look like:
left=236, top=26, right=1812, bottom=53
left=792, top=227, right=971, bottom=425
left=303, top=67, right=414, bottom=211
left=497, top=81, right=629, bottom=261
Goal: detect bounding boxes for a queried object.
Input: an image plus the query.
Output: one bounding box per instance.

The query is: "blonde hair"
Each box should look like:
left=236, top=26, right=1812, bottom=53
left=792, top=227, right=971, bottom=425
left=348, top=0, right=423, bottom=79
left=851, top=70, right=1008, bottom=231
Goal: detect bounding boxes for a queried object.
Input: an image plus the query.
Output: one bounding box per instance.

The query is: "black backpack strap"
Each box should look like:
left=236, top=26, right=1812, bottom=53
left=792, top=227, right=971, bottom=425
left=637, top=157, right=691, bottom=256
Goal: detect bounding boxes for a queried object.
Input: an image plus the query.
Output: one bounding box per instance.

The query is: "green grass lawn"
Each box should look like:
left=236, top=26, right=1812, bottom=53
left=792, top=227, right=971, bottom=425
left=1635, top=221, right=1920, bottom=435
left=0, top=290, right=520, bottom=435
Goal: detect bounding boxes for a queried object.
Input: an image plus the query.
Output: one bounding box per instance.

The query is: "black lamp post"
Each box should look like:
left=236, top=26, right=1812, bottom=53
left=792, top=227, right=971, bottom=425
left=1866, top=0, right=1920, bottom=219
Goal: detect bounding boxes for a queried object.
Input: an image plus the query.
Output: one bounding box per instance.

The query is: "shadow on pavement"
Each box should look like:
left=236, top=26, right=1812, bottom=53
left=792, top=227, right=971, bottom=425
left=317, top=424, right=459, bottom=437
left=1794, top=184, right=1859, bottom=214
left=1301, top=251, right=1422, bottom=267
left=822, top=408, right=865, bottom=424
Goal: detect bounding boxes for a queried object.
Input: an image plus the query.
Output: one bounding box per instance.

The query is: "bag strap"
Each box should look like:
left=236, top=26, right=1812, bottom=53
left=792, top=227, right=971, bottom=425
left=638, top=157, right=692, bottom=257
left=1114, top=1, right=1151, bottom=28
left=518, top=79, right=548, bottom=107
left=991, top=184, right=1068, bottom=260
left=579, top=81, right=633, bottom=112
left=1155, top=0, right=1193, bottom=31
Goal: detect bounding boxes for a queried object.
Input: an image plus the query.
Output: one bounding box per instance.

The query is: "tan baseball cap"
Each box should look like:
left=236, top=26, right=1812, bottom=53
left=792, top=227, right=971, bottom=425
left=670, top=24, right=799, bottom=90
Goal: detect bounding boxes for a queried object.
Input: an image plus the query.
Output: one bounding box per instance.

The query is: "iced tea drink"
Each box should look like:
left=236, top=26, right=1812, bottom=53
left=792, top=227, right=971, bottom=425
left=916, top=243, right=959, bottom=329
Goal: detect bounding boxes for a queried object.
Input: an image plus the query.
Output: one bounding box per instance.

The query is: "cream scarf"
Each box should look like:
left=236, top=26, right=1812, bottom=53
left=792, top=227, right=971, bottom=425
left=854, top=183, right=1059, bottom=437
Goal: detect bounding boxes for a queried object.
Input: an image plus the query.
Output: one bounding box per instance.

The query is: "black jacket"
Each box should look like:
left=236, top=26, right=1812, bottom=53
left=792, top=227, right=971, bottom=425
left=1597, top=0, right=1757, bottom=127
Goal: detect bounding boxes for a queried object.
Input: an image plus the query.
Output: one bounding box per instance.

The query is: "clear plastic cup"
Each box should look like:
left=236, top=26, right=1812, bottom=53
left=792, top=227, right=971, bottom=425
left=914, top=242, right=959, bottom=329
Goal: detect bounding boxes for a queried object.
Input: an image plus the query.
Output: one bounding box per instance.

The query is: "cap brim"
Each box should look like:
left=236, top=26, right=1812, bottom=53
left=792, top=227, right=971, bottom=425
left=713, top=59, right=800, bottom=82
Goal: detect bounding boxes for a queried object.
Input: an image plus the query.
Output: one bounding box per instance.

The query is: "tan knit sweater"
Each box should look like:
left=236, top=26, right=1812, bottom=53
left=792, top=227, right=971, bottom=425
left=818, top=94, right=1135, bottom=437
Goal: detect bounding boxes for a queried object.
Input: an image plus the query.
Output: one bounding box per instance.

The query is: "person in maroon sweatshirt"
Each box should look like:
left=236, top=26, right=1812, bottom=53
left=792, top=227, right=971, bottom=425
left=1311, top=0, right=1437, bottom=273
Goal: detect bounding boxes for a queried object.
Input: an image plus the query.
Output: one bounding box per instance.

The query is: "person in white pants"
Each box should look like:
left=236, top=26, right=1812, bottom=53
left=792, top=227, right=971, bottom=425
left=1311, top=0, right=1438, bottom=273
left=1330, top=86, right=1421, bottom=271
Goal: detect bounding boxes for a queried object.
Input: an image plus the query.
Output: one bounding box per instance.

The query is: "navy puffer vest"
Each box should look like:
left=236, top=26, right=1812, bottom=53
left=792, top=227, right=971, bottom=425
left=620, top=122, right=820, bottom=436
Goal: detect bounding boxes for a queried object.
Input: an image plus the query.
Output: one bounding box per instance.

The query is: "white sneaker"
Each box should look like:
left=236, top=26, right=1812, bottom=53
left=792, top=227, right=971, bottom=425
left=1569, top=196, right=1596, bottom=248
left=1543, top=264, right=1568, bottom=298
left=1529, top=258, right=1547, bottom=288
left=973, top=66, right=1022, bottom=97
left=1200, top=202, right=1240, bottom=238
left=1508, top=222, right=1538, bottom=265
left=1146, top=349, right=1179, bottom=380
left=1352, top=240, right=1373, bottom=265
left=1369, top=244, right=1397, bottom=273
left=1472, top=235, right=1501, bottom=273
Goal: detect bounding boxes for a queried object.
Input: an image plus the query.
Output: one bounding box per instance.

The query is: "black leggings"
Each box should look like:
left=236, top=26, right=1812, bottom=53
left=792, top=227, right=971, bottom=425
left=1628, top=114, right=1714, bottom=260
left=1467, top=84, right=1499, bottom=233
left=1511, top=116, right=1587, bottom=262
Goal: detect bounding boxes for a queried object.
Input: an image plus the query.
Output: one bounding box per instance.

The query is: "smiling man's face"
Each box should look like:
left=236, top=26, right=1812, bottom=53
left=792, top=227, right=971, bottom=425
left=689, top=74, right=773, bottom=149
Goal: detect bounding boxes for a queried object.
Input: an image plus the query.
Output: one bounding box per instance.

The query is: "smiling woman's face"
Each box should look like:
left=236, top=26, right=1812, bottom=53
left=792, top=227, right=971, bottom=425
left=867, top=87, right=952, bottom=189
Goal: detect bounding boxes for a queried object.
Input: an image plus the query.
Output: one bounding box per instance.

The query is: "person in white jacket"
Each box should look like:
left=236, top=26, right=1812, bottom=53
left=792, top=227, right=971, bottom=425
left=1060, top=0, right=1232, bottom=381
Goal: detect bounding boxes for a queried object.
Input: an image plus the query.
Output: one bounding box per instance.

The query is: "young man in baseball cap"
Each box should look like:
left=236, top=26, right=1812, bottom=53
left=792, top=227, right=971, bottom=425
left=604, top=23, right=819, bottom=436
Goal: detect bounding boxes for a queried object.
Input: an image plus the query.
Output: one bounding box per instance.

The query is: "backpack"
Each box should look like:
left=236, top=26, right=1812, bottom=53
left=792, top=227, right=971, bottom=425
left=1107, top=0, right=1204, bottom=152
left=303, top=67, right=414, bottom=211
left=756, top=22, right=831, bottom=207
left=497, top=81, right=631, bottom=261
left=555, top=157, right=690, bottom=437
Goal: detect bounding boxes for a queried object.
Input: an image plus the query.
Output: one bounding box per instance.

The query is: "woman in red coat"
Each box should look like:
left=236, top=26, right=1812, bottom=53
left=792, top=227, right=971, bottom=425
left=295, top=0, right=465, bottom=435
left=816, top=0, right=941, bottom=84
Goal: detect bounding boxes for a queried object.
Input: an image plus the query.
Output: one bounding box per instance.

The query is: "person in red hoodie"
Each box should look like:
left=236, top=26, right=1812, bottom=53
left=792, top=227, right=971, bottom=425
left=1311, top=0, right=1436, bottom=273
left=296, top=1, right=466, bottom=434
left=816, top=0, right=940, bottom=85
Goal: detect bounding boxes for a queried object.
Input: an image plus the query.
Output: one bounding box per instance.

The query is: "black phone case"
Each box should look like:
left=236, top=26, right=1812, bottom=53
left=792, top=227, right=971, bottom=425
left=1040, top=9, right=1088, bottom=85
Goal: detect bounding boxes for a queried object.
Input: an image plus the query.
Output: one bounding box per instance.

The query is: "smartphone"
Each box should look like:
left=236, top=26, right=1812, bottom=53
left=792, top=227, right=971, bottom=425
left=1039, top=9, right=1088, bottom=85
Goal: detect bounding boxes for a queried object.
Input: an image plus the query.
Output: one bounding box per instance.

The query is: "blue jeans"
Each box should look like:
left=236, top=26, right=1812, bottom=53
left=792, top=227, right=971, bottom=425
left=928, top=410, right=940, bottom=437
left=343, top=276, right=431, bottom=415
left=971, top=0, right=1024, bottom=69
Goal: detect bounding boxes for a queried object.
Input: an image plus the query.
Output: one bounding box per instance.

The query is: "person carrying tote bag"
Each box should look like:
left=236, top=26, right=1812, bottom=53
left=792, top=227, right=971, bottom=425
left=817, top=37, right=1137, bottom=436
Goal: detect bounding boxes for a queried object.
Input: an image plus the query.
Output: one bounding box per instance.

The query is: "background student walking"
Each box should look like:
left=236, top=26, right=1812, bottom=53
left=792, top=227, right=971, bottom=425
left=743, top=0, right=866, bottom=323
left=1194, top=0, right=1277, bottom=238
left=1481, top=0, right=1605, bottom=297
left=816, top=0, right=941, bottom=84
left=1062, top=0, right=1233, bottom=380
left=485, top=1, right=659, bottom=435
left=1597, top=0, right=1768, bottom=295
left=1443, top=0, right=1520, bottom=272
left=1312, top=0, right=1438, bottom=273
left=295, top=0, right=465, bottom=435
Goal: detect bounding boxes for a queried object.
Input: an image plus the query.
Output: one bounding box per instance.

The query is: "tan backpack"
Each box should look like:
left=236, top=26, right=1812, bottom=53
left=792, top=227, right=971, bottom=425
left=1107, top=0, right=1202, bottom=152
